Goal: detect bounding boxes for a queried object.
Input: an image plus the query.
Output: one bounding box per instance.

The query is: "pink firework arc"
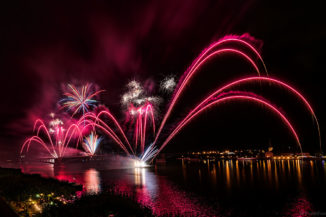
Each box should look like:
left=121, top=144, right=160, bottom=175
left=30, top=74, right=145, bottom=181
left=21, top=34, right=321, bottom=162
left=21, top=118, right=83, bottom=158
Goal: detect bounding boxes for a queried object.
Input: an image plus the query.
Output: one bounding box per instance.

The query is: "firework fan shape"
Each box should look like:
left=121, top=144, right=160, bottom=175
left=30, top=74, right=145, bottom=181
left=82, top=132, right=103, bottom=156
left=21, top=119, right=83, bottom=158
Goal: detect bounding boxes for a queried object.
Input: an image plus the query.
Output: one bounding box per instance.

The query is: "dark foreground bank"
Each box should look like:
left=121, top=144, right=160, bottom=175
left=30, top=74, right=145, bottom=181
left=39, top=191, right=154, bottom=217
left=0, top=167, right=153, bottom=217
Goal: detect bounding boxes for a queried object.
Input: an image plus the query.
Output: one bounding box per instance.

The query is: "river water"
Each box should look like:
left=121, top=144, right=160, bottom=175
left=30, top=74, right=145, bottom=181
left=15, top=159, right=326, bottom=216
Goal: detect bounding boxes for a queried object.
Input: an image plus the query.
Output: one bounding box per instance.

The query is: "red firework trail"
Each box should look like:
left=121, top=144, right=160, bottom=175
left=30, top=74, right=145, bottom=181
left=81, top=111, right=130, bottom=150
left=163, top=76, right=321, bottom=152
left=79, top=113, right=133, bottom=155
left=21, top=120, right=83, bottom=158
left=123, top=103, right=156, bottom=153
left=204, top=35, right=268, bottom=74
left=80, top=119, right=130, bottom=155
left=135, top=117, right=139, bottom=150
left=141, top=104, right=155, bottom=153
left=157, top=94, right=303, bottom=157
left=138, top=109, right=143, bottom=152
left=153, top=39, right=266, bottom=146
left=96, top=110, right=133, bottom=153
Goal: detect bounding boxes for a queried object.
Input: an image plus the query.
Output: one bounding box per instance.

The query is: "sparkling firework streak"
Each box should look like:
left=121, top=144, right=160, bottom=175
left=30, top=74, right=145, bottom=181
left=137, top=103, right=155, bottom=153
left=153, top=35, right=268, bottom=145
left=140, top=143, right=159, bottom=162
left=21, top=119, right=83, bottom=158
left=208, top=34, right=268, bottom=74
left=161, top=76, right=321, bottom=153
left=61, top=83, right=103, bottom=117
left=82, top=132, right=103, bottom=156
left=157, top=94, right=303, bottom=157
left=121, top=80, right=158, bottom=154
left=78, top=112, right=133, bottom=155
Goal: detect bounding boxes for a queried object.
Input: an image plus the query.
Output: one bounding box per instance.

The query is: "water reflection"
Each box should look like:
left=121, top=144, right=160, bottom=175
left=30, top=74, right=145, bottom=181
left=296, top=160, right=302, bottom=186
left=211, top=163, right=217, bottom=187
left=235, top=160, right=240, bottom=186
left=267, top=160, right=271, bottom=184
left=15, top=159, right=326, bottom=216
left=20, top=162, right=54, bottom=177
left=225, top=160, right=231, bottom=189
left=274, top=160, right=279, bottom=188
left=84, top=169, right=100, bottom=194
left=285, top=195, right=313, bottom=216
left=181, top=159, right=187, bottom=181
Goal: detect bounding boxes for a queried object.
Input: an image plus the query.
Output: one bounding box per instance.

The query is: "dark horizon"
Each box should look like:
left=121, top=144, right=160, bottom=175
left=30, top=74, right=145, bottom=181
left=1, top=1, right=326, bottom=158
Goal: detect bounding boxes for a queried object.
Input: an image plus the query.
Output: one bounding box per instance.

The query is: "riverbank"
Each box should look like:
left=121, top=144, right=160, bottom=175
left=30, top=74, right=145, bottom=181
left=40, top=190, right=154, bottom=217
left=0, top=167, right=153, bottom=217
left=0, top=167, right=81, bottom=216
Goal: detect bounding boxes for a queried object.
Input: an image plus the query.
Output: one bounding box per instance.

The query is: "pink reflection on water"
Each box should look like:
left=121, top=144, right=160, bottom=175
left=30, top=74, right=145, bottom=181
left=111, top=167, right=218, bottom=216
left=84, top=168, right=100, bottom=194
left=17, top=162, right=219, bottom=216
left=284, top=196, right=313, bottom=217
left=55, top=167, right=82, bottom=184
left=20, top=162, right=54, bottom=177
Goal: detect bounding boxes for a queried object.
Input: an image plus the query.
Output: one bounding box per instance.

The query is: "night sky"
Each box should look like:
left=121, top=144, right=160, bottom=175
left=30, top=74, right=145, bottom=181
left=1, top=1, right=325, bottom=158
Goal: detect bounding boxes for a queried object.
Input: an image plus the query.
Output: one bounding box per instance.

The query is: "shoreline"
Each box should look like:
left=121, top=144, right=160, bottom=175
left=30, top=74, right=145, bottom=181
left=0, top=167, right=153, bottom=217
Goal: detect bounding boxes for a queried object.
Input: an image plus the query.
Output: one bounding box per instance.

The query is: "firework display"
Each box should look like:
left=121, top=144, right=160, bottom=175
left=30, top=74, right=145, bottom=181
left=160, top=76, right=176, bottom=92
left=82, top=132, right=103, bottom=156
left=21, top=118, right=83, bottom=158
left=60, top=84, right=103, bottom=117
left=21, top=34, right=321, bottom=164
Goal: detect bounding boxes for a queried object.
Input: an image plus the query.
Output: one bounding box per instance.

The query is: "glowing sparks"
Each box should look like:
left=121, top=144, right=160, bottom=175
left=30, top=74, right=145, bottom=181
left=61, top=84, right=103, bottom=117
left=21, top=119, right=83, bottom=158
left=121, top=80, right=143, bottom=106
left=120, top=80, right=159, bottom=155
left=134, top=160, right=147, bottom=168
left=134, top=143, right=158, bottom=167
left=121, top=80, right=161, bottom=109
left=82, top=132, right=103, bottom=156
left=160, top=76, right=176, bottom=92
left=141, top=143, right=159, bottom=162
left=49, top=115, right=64, bottom=134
